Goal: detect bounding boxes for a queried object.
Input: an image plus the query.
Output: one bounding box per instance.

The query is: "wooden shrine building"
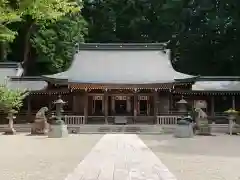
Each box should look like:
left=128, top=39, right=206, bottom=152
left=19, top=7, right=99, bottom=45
left=1, top=43, right=240, bottom=125
left=41, top=43, right=197, bottom=124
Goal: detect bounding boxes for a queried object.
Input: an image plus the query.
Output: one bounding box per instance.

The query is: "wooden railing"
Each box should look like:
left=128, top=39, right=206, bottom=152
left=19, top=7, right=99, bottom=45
left=63, top=115, right=85, bottom=125
left=157, top=115, right=180, bottom=125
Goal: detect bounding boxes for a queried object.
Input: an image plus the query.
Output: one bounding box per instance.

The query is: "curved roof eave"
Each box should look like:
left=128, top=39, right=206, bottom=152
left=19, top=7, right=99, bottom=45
left=43, top=43, right=196, bottom=85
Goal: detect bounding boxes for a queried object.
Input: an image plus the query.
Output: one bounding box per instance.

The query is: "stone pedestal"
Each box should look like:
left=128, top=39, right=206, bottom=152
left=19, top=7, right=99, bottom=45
left=4, top=113, right=16, bottom=135
left=31, top=120, right=49, bottom=135
left=198, top=125, right=211, bottom=135
left=48, top=125, right=68, bottom=138
left=197, top=118, right=211, bottom=135
left=4, top=128, right=16, bottom=135
left=228, top=123, right=240, bottom=135
left=174, top=124, right=194, bottom=138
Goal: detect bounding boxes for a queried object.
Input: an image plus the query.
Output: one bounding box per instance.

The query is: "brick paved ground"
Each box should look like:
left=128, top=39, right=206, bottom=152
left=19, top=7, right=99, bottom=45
left=0, top=133, right=102, bottom=180
left=140, top=134, right=240, bottom=180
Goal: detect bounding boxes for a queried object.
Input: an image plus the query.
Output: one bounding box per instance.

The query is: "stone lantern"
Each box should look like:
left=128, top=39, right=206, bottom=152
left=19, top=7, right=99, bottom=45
left=48, top=95, right=68, bottom=138
left=224, top=108, right=239, bottom=135
left=54, top=95, right=66, bottom=121
left=176, top=98, right=188, bottom=114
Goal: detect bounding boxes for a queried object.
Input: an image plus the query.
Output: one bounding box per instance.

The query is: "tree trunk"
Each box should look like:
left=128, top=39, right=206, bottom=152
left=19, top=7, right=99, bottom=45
left=22, top=23, right=33, bottom=75
left=0, top=42, right=6, bottom=61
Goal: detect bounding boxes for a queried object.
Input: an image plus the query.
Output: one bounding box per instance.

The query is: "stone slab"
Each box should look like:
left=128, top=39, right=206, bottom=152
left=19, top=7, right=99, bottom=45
left=65, top=134, right=177, bottom=180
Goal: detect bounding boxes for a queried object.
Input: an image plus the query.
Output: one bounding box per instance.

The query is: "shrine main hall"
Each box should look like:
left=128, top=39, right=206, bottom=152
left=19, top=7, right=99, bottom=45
left=1, top=43, right=240, bottom=125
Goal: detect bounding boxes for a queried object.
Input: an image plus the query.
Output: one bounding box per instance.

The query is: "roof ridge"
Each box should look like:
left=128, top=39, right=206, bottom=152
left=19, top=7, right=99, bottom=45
left=0, top=62, right=21, bottom=68
left=77, top=43, right=167, bottom=50
left=8, top=76, right=44, bottom=81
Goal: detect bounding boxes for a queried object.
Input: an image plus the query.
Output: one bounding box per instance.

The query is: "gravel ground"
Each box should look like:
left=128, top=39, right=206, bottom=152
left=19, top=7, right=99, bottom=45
left=0, top=133, right=102, bottom=180
left=140, top=134, right=240, bottom=180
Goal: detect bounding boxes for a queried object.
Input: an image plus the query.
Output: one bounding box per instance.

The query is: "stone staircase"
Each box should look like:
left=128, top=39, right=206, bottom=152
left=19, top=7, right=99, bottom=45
left=75, top=125, right=163, bottom=134
left=0, top=124, right=231, bottom=134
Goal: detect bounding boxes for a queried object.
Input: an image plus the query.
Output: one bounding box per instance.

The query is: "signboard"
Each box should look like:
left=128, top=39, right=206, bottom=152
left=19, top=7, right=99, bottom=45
left=194, top=100, right=207, bottom=109
left=138, top=95, right=149, bottom=100
left=198, top=118, right=208, bottom=126
left=93, top=96, right=103, bottom=100
left=115, top=96, right=127, bottom=100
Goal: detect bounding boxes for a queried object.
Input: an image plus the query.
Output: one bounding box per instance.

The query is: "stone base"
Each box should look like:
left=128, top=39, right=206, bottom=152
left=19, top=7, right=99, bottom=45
left=48, top=124, right=68, bottom=138
left=196, top=126, right=212, bottom=136
left=31, top=121, right=49, bottom=135
left=30, top=129, right=48, bottom=135
left=174, top=125, right=194, bottom=138
left=4, top=128, right=16, bottom=135
left=226, top=132, right=240, bottom=135
left=228, top=125, right=240, bottom=135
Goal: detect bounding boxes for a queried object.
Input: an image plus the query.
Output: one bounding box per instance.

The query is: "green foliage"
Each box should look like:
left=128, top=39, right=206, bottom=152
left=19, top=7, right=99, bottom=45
left=20, top=0, right=83, bottom=74
left=0, top=86, right=29, bottom=114
left=0, top=0, right=80, bottom=42
left=82, top=0, right=240, bottom=76
left=2, top=0, right=84, bottom=74
left=31, top=13, right=87, bottom=74
left=167, top=0, right=240, bottom=76
left=82, top=0, right=172, bottom=42
left=2, top=0, right=240, bottom=76
left=20, top=0, right=80, bottom=22
left=0, top=0, right=22, bottom=42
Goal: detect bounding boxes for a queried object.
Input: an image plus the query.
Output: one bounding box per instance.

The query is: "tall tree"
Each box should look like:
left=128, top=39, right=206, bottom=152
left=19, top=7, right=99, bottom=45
left=16, top=0, right=81, bottom=74
left=31, top=13, right=87, bottom=75
left=0, top=0, right=22, bottom=61
left=0, top=0, right=23, bottom=42
left=82, top=0, right=174, bottom=43
left=167, top=0, right=240, bottom=76
left=83, top=0, right=240, bottom=76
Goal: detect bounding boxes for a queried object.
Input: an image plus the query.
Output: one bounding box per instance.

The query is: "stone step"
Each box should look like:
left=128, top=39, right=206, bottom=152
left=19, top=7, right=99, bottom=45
left=98, top=127, right=111, bottom=132
left=0, top=124, right=231, bottom=134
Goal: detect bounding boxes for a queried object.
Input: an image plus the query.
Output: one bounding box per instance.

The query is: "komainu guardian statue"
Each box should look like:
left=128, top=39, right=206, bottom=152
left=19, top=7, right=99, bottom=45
left=31, top=107, right=50, bottom=135
left=195, top=107, right=211, bottom=135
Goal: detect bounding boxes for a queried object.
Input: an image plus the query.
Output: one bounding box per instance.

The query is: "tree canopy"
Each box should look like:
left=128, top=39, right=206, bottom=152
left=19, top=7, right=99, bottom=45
left=0, top=86, right=28, bottom=114
left=0, top=0, right=240, bottom=76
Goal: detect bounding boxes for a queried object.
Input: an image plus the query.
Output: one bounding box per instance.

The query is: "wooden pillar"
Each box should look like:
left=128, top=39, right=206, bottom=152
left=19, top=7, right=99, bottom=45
left=147, top=98, right=149, bottom=116
left=232, top=95, right=236, bottom=109
left=27, top=95, right=31, bottom=121
left=133, top=90, right=138, bottom=124
left=211, top=96, right=215, bottom=116
left=153, top=89, right=158, bottom=124
left=104, top=89, right=108, bottom=124
left=101, top=96, right=104, bottom=113
left=48, top=94, right=52, bottom=115
left=127, top=96, right=131, bottom=113
left=84, top=91, right=88, bottom=124
left=72, top=94, right=76, bottom=113
left=111, top=96, right=115, bottom=114
left=169, top=90, right=173, bottom=113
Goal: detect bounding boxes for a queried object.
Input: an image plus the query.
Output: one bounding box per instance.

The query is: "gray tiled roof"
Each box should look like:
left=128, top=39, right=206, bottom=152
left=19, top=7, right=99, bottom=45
left=44, top=43, right=194, bottom=84
left=192, top=81, right=240, bottom=91
left=0, top=62, right=24, bottom=85
left=7, top=77, right=48, bottom=91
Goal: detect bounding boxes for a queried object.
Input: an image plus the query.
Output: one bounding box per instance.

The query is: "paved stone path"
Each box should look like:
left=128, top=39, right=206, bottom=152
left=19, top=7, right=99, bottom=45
left=65, top=134, right=177, bottom=180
